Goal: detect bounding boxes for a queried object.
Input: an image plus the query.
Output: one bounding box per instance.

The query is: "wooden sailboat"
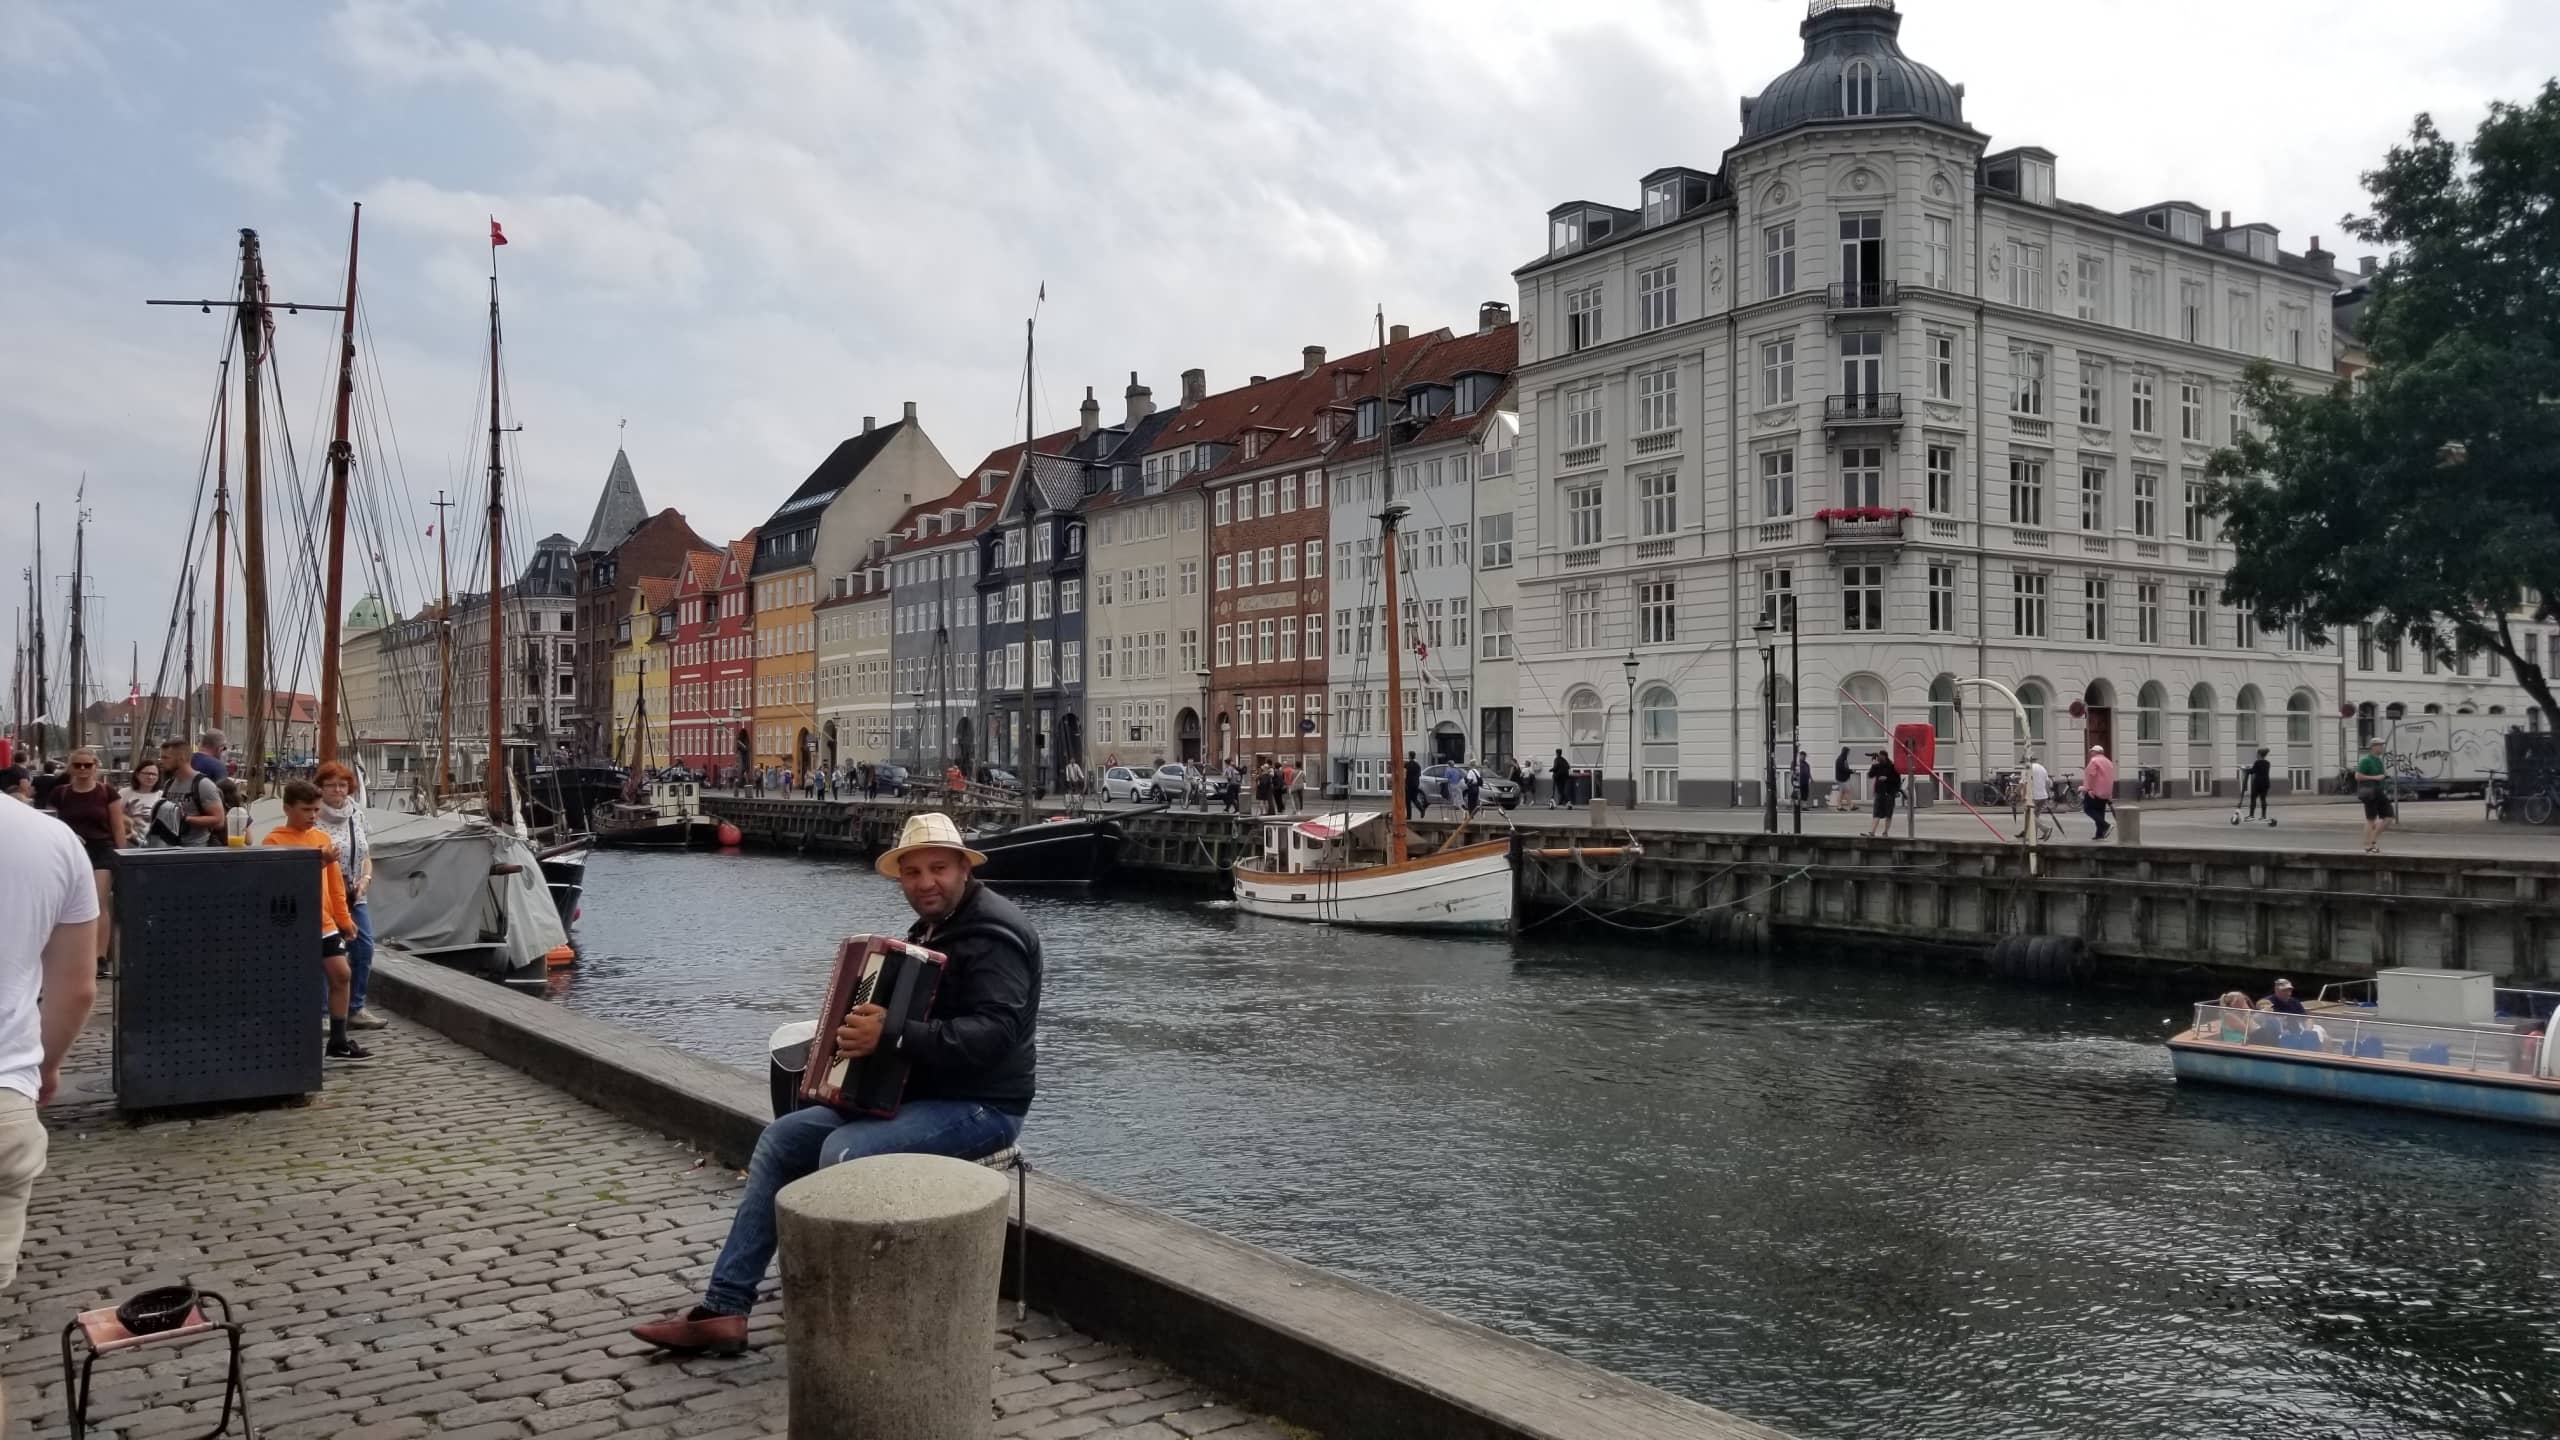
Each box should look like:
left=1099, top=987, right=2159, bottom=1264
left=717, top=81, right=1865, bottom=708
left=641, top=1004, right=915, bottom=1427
left=1231, top=322, right=1512, bottom=930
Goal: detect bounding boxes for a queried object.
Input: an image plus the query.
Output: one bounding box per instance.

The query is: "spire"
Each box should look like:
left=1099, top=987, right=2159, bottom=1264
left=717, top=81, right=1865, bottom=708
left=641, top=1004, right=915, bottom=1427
left=578, top=448, right=650, bottom=554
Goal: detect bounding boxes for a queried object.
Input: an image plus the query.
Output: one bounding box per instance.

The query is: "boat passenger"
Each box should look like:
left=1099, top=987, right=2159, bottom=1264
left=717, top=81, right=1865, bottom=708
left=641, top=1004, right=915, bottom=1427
left=630, top=811, right=1038, bottom=1356
left=2264, top=979, right=2306, bottom=1016
left=2214, top=991, right=2254, bottom=1043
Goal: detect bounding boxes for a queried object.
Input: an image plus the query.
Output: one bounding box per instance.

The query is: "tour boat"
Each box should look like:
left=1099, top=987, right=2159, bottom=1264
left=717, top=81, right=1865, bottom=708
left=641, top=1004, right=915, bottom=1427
left=1234, top=811, right=1511, bottom=930
left=1229, top=320, right=1513, bottom=932
left=2166, top=967, right=2560, bottom=1129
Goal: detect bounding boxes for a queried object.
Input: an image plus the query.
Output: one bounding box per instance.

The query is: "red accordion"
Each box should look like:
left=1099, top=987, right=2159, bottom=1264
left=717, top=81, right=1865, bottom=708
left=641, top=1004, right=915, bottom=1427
left=798, top=934, right=948, bottom=1117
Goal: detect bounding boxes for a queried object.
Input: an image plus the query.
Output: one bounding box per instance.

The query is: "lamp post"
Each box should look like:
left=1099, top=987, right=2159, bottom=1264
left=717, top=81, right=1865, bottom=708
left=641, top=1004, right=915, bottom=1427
left=1622, top=650, right=1640, bottom=811
left=1786, top=592, right=1802, bottom=834
left=1754, top=616, right=1778, bottom=833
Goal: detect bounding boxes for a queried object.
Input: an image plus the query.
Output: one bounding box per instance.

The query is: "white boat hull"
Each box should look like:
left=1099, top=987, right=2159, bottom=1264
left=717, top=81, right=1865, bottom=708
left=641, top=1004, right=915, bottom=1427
left=1233, top=842, right=1513, bottom=930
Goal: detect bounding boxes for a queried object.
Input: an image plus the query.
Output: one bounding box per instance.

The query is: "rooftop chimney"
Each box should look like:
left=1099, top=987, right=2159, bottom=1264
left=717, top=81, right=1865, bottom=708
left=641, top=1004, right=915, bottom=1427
left=1181, top=368, right=1206, bottom=407
left=1249, top=375, right=1267, bottom=385
left=903, top=400, right=917, bottom=423
left=2220, top=209, right=2232, bottom=229
left=1124, top=371, right=1155, bottom=426
left=1478, top=300, right=1511, bottom=333
left=2359, top=255, right=2378, bottom=277
left=1388, top=323, right=1410, bottom=344
left=862, top=416, right=876, bottom=433
left=1078, top=385, right=1100, bottom=439
left=1301, top=345, right=1326, bottom=377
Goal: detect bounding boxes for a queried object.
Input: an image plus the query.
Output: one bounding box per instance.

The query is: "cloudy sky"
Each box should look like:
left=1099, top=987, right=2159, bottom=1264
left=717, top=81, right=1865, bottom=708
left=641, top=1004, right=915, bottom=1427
left=2, top=0, right=2550, bottom=711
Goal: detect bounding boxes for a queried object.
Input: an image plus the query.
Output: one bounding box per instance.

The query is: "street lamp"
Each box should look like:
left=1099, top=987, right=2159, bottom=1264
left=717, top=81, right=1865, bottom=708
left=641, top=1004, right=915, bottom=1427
left=1753, top=615, right=1778, bottom=833
left=1622, top=650, right=1640, bottom=810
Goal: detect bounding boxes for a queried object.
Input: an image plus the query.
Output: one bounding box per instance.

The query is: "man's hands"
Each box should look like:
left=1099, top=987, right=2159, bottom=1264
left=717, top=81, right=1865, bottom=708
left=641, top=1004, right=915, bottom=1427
left=37, top=1062, right=60, bottom=1107
left=835, top=1004, right=888, bottom=1059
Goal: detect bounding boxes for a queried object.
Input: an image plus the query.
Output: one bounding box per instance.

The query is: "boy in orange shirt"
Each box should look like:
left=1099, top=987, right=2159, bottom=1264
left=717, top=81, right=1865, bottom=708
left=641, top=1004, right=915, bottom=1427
left=263, top=778, right=369, bottom=1060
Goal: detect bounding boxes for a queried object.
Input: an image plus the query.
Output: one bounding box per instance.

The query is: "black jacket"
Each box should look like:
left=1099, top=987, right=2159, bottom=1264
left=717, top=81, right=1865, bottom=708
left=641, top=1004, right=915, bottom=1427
left=897, top=880, right=1041, bottom=1114
left=2246, top=757, right=2271, bottom=793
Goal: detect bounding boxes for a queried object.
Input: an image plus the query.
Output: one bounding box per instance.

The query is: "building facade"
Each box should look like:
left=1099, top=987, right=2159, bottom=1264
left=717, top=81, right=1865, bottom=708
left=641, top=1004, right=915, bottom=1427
left=1084, top=374, right=1232, bottom=769
left=886, top=468, right=1008, bottom=778
left=609, top=576, right=677, bottom=769
left=665, top=548, right=723, bottom=777
left=975, top=451, right=1090, bottom=790
left=1509, top=0, right=2376, bottom=804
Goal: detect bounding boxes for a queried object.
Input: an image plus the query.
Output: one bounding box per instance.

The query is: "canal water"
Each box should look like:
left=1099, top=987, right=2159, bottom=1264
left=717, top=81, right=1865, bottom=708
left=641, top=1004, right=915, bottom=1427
left=560, top=849, right=2560, bottom=1440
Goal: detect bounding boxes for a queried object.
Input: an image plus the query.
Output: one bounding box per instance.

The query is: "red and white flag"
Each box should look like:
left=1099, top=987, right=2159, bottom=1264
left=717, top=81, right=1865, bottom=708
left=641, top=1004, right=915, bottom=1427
left=489, top=217, right=508, bottom=247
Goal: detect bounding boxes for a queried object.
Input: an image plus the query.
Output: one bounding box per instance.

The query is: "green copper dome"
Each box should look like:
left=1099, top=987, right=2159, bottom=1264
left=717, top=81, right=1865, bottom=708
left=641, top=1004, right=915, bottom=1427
left=347, top=593, right=391, bottom=631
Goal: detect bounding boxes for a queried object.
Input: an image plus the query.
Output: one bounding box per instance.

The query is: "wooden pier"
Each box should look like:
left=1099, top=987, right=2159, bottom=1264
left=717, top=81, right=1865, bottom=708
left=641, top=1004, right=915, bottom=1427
left=699, top=795, right=2560, bottom=982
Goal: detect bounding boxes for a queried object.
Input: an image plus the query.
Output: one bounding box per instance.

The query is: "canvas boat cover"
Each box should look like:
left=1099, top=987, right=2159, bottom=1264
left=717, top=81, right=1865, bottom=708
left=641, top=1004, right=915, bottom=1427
left=1288, top=811, right=1380, bottom=842
left=243, top=800, right=568, bottom=970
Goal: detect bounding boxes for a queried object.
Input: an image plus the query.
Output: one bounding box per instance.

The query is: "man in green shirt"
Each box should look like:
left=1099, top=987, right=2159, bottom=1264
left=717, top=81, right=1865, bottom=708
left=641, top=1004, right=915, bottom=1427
left=2356, top=738, right=2393, bottom=853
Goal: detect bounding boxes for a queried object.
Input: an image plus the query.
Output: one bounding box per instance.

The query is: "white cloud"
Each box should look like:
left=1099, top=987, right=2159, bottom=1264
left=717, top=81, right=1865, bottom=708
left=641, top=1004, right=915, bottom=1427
left=207, top=104, right=294, bottom=196
left=355, top=178, right=706, bottom=302
left=0, top=0, right=102, bottom=73
left=330, top=0, right=655, bottom=121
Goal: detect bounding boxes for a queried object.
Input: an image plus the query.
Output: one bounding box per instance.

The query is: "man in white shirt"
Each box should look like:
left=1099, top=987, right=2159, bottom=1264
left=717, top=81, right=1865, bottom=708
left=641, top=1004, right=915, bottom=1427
left=0, top=794, right=99, bottom=1423
left=2025, top=754, right=2053, bottom=837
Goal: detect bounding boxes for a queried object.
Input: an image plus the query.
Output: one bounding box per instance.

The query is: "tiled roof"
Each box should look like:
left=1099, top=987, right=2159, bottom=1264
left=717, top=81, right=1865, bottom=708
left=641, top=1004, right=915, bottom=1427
left=1211, top=328, right=1450, bottom=479
left=1400, top=324, right=1519, bottom=450
left=635, top=575, right=678, bottom=608
left=1018, top=452, right=1086, bottom=514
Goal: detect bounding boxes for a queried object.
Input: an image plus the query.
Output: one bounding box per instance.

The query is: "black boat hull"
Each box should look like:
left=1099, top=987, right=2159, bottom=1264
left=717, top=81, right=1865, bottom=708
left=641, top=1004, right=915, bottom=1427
left=967, top=816, right=1123, bottom=885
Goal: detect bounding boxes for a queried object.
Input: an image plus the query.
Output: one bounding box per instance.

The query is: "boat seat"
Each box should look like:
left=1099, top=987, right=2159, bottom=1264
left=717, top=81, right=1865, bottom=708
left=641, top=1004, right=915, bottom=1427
left=2350, top=1035, right=2386, bottom=1059
left=2277, top=1032, right=2325, bottom=1052
left=2409, top=1042, right=2454, bottom=1066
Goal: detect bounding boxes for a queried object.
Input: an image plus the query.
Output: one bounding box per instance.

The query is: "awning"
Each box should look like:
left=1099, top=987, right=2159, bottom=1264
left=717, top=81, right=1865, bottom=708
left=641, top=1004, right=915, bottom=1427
left=1289, top=811, right=1380, bottom=841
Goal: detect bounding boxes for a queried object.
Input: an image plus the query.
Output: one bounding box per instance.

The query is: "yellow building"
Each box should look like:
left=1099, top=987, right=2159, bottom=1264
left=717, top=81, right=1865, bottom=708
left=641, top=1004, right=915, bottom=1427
left=611, top=576, right=678, bottom=769
left=750, top=405, right=961, bottom=773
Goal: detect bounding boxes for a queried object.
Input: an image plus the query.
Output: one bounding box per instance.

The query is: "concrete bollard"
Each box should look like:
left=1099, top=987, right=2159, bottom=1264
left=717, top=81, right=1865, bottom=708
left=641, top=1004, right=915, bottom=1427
left=2114, top=803, right=2143, bottom=846
left=776, top=1153, right=1011, bottom=1440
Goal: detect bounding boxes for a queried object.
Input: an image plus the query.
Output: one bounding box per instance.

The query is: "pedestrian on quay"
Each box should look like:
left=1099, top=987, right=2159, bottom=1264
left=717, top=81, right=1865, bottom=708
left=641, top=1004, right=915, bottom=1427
left=48, top=750, right=126, bottom=980
left=1792, top=750, right=1812, bottom=810
left=629, top=810, right=1038, bottom=1356
left=1865, top=749, right=1903, bottom=838
left=262, top=779, right=367, bottom=1061
left=0, top=774, right=101, bottom=1378
left=1222, top=759, right=1241, bottom=814
left=1406, top=751, right=1426, bottom=818
left=2357, top=738, right=2393, bottom=854
left=2245, top=748, right=2274, bottom=823
left=122, top=761, right=162, bottom=843
left=2082, top=744, right=2117, bottom=841
left=1463, top=761, right=1483, bottom=816
left=315, top=761, right=387, bottom=1031
left=1442, top=764, right=1463, bottom=817
left=192, top=730, right=228, bottom=782
left=1832, top=746, right=1856, bottom=812
left=154, top=737, right=226, bottom=845
left=1550, top=749, right=1573, bottom=810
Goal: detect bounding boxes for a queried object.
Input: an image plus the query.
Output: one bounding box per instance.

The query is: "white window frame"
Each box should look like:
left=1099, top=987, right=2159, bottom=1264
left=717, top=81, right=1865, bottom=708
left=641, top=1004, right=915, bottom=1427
left=1636, top=364, right=1678, bottom=433
left=1763, top=223, right=1796, bottom=296
left=1637, top=262, right=1678, bottom=333
left=1638, top=470, right=1678, bottom=537
left=1566, top=482, right=1604, bottom=548
left=1760, top=338, right=1795, bottom=406
left=1760, top=450, right=1796, bottom=519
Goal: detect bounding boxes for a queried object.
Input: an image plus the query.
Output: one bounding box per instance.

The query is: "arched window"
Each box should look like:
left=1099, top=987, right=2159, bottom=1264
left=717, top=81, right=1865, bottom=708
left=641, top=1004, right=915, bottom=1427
left=2286, top=689, right=2316, bottom=745
left=2489, top=705, right=2506, bottom=715
left=2136, top=681, right=2166, bottom=743
left=1840, top=673, right=1890, bottom=749
left=2423, top=702, right=2442, bottom=715
left=2016, top=680, right=2050, bottom=756
left=2186, top=684, right=2216, bottom=744
left=1929, top=674, right=1960, bottom=745
left=1842, top=59, right=1877, bottom=117
left=1640, top=685, right=1680, bottom=803
left=2234, top=684, right=2263, bottom=745
left=1566, top=687, right=1604, bottom=768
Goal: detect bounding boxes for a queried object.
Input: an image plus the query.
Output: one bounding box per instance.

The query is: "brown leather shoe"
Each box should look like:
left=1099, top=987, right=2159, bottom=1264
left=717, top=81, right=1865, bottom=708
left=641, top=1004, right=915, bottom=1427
left=630, top=1307, right=747, bottom=1356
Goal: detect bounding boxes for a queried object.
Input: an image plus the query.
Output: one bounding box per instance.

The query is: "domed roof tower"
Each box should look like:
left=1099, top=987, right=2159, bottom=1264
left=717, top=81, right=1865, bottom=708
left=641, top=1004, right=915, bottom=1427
left=347, top=593, right=391, bottom=633
left=1738, top=0, right=1968, bottom=144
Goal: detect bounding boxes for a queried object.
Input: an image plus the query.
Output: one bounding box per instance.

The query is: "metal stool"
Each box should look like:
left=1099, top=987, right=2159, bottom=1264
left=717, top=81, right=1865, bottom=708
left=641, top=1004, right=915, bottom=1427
left=61, top=1289, right=252, bottom=1439
left=977, top=1145, right=1030, bottom=1321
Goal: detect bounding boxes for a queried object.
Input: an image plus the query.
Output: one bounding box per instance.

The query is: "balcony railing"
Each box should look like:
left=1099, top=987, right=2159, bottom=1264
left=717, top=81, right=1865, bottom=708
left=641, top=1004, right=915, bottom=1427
left=1559, top=444, right=1605, bottom=472
left=1820, top=510, right=1908, bottom=546
left=1631, top=429, right=1681, bottom=457
left=1823, top=392, right=1902, bottom=424
left=1825, top=280, right=1900, bottom=310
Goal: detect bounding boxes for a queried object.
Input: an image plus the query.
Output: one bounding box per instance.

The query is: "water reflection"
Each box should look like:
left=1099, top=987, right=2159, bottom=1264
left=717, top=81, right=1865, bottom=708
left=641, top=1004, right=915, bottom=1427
left=561, top=849, right=2560, bottom=1440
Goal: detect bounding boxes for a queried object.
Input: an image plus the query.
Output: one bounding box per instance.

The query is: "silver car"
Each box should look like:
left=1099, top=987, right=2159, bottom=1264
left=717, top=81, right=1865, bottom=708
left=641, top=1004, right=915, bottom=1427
left=1102, top=765, right=1156, bottom=802
left=1420, top=763, right=1520, bottom=811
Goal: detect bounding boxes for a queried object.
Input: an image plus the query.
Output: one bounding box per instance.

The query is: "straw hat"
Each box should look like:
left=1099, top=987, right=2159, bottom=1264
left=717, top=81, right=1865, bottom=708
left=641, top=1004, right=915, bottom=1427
left=876, top=811, right=987, bottom=877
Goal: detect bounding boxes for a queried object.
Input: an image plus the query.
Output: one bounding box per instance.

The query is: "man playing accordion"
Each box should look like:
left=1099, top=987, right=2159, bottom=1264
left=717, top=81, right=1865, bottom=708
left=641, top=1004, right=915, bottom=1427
left=630, top=811, right=1042, bottom=1355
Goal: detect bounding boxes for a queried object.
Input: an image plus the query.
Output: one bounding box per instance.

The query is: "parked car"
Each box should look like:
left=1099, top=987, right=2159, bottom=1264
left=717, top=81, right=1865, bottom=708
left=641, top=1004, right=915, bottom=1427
left=1419, top=763, right=1520, bottom=812
left=1153, top=763, right=1234, bottom=805
left=975, top=766, right=1021, bottom=792
left=868, top=763, right=910, bottom=797
left=1102, top=765, right=1157, bottom=802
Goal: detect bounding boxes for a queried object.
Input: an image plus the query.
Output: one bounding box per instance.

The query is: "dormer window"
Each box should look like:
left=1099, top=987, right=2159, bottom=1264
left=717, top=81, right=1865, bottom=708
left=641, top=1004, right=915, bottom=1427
left=1842, top=59, right=1876, bottom=117
left=1550, top=214, right=1582, bottom=256
left=979, top=470, right=1000, bottom=496
left=1355, top=398, right=1381, bottom=440
left=1643, top=180, right=1677, bottom=227
left=2019, top=157, right=2053, bottom=205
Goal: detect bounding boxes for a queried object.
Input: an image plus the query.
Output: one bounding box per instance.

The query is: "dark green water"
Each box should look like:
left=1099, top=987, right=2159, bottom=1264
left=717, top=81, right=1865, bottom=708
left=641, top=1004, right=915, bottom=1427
left=559, top=849, right=2560, bottom=1440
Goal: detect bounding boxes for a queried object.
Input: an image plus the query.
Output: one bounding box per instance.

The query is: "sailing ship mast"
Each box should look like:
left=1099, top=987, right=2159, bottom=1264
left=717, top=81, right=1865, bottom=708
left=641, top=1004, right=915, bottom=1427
left=432, top=490, right=454, bottom=804
left=210, top=358, right=229, bottom=759
left=1021, top=314, right=1037, bottom=829
left=237, top=229, right=272, bottom=794
left=65, top=492, right=86, bottom=753
left=29, top=506, right=45, bottom=765
left=484, top=226, right=511, bottom=825
left=1377, top=315, right=1410, bottom=866
left=317, top=204, right=362, bottom=765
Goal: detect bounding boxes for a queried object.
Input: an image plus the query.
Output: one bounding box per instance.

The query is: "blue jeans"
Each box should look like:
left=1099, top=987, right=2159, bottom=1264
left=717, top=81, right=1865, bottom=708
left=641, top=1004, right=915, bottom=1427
left=702, top=1098, right=1023, bottom=1316
left=348, top=899, right=375, bottom=1012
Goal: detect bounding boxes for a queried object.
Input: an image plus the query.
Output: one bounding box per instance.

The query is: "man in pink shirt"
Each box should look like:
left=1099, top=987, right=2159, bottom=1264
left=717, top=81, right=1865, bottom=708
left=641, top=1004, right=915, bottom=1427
left=2082, top=745, right=2117, bottom=840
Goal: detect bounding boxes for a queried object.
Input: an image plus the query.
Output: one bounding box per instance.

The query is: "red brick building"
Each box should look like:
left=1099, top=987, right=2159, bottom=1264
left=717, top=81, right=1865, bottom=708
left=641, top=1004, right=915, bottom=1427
left=668, top=535, right=757, bottom=780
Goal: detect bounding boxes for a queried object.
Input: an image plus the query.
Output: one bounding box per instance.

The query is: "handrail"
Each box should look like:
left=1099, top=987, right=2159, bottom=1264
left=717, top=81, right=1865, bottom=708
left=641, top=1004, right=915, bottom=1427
left=2189, top=1003, right=2547, bottom=1078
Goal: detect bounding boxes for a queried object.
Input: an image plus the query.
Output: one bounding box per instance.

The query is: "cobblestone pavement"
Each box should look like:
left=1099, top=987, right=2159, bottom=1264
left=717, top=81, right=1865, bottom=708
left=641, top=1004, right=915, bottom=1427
left=1, top=1008, right=1300, bottom=1439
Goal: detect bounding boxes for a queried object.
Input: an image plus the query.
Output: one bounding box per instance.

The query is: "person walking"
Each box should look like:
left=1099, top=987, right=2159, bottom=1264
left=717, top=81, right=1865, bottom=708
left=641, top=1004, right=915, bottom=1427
left=155, top=737, right=227, bottom=846
left=315, top=761, right=387, bottom=1031
left=2245, top=747, right=2273, bottom=823
left=48, top=750, right=126, bottom=979
left=1865, top=749, right=1903, bottom=837
left=1791, top=750, right=1812, bottom=811
left=1832, top=746, right=1856, bottom=812
left=1404, top=752, right=1425, bottom=819
left=2356, top=738, right=2393, bottom=854
left=2082, top=744, right=2118, bottom=841
left=121, top=761, right=162, bottom=844
left=1550, top=749, right=1573, bottom=811
left=2025, top=753, right=2053, bottom=838
left=262, top=779, right=367, bottom=1060
left=1463, top=761, right=1483, bottom=816
left=627, top=812, right=1038, bottom=1356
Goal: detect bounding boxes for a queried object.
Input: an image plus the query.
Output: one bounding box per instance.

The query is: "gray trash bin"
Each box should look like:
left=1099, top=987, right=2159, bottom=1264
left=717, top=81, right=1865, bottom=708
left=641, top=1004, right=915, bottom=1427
left=114, top=846, right=326, bottom=1110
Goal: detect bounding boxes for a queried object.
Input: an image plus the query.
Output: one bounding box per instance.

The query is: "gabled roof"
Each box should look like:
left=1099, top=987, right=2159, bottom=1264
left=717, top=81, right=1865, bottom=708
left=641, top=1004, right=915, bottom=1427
left=714, top=534, right=758, bottom=590
left=577, top=449, right=651, bottom=554
left=959, top=425, right=1082, bottom=494
left=769, top=421, right=909, bottom=519
left=1398, top=324, right=1520, bottom=450
left=672, top=548, right=723, bottom=597
left=1208, top=328, right=1449, bottom=480
left=1012, top=452, right=1087, bottom=516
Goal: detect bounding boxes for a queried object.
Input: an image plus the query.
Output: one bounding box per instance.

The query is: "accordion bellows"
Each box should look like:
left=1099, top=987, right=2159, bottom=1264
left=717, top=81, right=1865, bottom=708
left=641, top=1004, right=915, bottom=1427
left=799, top=934, right=947, bottom=1117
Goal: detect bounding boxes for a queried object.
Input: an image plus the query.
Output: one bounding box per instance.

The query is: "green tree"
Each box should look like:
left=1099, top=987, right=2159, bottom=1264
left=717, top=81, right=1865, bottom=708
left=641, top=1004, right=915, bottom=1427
left=2208, top=80, right=2560, bottom=725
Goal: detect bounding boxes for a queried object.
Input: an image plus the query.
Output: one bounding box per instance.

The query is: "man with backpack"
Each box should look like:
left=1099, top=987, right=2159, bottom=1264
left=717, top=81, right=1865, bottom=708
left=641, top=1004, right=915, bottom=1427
left=153, top=737, right=225, bottom=846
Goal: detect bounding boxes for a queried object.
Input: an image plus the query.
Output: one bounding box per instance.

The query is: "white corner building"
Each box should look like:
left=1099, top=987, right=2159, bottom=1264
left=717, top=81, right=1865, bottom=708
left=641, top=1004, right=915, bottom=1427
left=1505, top=0, right=2546, bottom=806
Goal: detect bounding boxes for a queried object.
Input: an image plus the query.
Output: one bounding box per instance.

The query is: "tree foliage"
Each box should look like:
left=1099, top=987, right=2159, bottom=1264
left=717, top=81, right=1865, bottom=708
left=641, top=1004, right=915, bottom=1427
left=2208, top=80, right=2560, bottom=724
